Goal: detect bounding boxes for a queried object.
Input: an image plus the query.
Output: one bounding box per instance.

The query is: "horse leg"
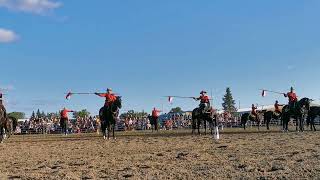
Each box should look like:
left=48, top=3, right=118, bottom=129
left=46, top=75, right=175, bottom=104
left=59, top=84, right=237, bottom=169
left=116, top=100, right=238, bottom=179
left=112, top=124, right=116, bottom=140
left=301, top=115, right=305, bottom=132
left=204, top=120, right=207, bottom=135
left=191, top=119, right=196, bottom=135
left=0, top=127, right=3, bottom=143
left=295, top=117, right=299, bottom=132
left=282, top=119, right=286, bottom=131
left=107, top=124, right=111, bottom=140
left=197, top=120, right=201, bottom=135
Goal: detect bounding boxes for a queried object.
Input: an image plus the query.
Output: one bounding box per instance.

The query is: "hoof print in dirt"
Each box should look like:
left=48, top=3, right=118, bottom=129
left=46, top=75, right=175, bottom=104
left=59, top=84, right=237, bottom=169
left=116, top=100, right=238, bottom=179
left=236, top=164, right=247, bottom=170
left=274, top=157, right=286, bottom=161
left=176, top=152, right=189, bottom=159
left=269, top=162, right=285, bottom=172
left=50, top=165, right=62, bottom=170
left=289, top=151, right=299, bottom=157
left=296, top=159, right=304, bottom=163
left=217, top=145, right=228, bottom=149
left=81, top=177, right=93, bottom=180
left=8, top=175, right=21, bottom=180
left=258, top=176, right=268, bottom=180
left=123, top=174, right=134, bottom=178
left=156, top=153, right=164, bottom=157
left=138, top=164, right=151, bottom=169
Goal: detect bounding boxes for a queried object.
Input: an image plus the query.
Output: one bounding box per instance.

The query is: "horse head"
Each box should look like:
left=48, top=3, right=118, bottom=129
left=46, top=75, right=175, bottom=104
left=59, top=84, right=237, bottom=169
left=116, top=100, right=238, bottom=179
left=114, top=96, right=122, bottom=109
left=298, top=97, right=312, bottom=111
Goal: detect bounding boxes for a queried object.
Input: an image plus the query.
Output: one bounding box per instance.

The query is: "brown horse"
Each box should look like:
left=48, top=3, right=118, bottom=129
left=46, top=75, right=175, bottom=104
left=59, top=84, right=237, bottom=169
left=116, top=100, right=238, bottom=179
left=0, top=104, right=16, bottom=143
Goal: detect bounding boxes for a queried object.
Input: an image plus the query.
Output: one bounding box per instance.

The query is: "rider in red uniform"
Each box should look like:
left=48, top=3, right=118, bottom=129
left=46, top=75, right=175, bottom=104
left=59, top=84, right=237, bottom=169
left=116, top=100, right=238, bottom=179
left=95, top=88, right=117, bottom=107
left=251, top=104, right=258, bottom=119
left=274, top=100, right=281, bottom=115
left=194, top=91, right=211, bottom=113
left=151, top=108, right=162, bottom=131
left=284, top=87, right=298, bottom=111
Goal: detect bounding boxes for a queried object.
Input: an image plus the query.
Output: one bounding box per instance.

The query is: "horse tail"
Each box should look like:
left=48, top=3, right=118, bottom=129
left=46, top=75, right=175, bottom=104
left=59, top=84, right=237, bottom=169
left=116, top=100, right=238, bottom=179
left=240, top=113, right=247, bottom=125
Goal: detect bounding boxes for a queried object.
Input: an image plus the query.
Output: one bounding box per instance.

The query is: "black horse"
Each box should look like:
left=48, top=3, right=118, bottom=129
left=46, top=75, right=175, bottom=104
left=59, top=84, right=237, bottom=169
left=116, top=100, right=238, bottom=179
left=282, top=97, right=311, bottom=132
left=263, top=111, right=281, bottom=130
left=192, top=107, right=217, bottom=135
left=241, top=112, right=262, bottom=130
left=307, top=106, right=320, bottom=131
left=148, top=115, right=159, bottom=132
left=99, top=97, right=122, bottom=140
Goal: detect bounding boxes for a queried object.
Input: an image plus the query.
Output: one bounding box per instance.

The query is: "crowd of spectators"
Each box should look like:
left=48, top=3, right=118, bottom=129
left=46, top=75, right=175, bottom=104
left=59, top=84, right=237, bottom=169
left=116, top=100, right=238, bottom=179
left=15, top=111, right=244, bottom=134
left=16, top=116, right=100, bottom=134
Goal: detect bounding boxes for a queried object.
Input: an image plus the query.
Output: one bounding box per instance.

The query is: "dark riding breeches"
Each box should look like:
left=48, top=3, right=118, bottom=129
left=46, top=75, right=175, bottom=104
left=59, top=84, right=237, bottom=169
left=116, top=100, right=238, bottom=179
left=60, top=118, right=68, bottom=134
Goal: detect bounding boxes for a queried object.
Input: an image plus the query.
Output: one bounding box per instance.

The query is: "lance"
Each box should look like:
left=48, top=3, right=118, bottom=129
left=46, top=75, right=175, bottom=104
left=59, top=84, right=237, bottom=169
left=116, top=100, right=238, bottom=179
left=164, top=95, right=213, bottom=104
left=65, top=91, right=120, bottom=100
left=164, top=96, right=195, bottom=99
left=260, top=89, right=285, bottom=97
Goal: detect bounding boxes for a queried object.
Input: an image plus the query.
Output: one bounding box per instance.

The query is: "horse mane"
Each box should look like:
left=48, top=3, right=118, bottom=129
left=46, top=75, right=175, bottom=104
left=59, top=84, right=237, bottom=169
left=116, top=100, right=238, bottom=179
left=298, top=97, right=311, bottom=107
left=115, top=96, right=122, bottom=109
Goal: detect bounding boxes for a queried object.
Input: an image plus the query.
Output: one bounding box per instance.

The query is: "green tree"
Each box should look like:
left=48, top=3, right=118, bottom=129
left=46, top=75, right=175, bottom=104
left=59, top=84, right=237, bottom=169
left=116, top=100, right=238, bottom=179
left=41, top=111, right=46, bottom=118
left=73, top=109, right=90, bottom=118
left=8, top=112, right=25, bottom=119
left=36, top=109, right=41, bottom=118
left=222, top=87, right=237, bottom=113
left=46, top=112, right=59, bottom=118
left=170, top=107, right=183, bottom=113
left=31, top=111, right=36, bottom=119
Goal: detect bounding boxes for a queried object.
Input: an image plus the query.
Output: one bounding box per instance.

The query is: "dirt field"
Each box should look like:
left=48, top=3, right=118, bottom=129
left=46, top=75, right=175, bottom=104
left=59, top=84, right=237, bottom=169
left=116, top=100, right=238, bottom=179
left=0, top=128, right=319, bottom=179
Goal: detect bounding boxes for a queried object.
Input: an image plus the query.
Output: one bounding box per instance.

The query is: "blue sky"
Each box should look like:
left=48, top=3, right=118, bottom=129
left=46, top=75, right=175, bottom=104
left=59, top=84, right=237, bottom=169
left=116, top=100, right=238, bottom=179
left=1, top=0, right=320, bottom=117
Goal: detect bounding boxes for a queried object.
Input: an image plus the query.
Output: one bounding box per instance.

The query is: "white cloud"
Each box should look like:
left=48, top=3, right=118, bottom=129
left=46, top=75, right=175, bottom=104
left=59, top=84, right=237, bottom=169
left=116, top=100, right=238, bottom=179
left=0, top=28, right=18, bottom=43
left=0, top=0, right=61, bottom=14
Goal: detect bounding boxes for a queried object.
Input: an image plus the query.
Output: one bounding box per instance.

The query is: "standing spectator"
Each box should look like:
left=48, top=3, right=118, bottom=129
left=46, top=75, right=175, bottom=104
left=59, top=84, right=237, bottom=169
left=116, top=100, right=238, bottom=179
left=152, top=107, right=162, bottom=131
left=60, top=108, right=74, bottom=135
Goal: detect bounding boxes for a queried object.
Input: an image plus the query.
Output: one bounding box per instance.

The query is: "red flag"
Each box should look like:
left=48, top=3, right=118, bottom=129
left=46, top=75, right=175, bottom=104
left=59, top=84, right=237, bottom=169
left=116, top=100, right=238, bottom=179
left=262, top=90, right=266, bottom=97
left=66, top=92, right=72, bottom=100
left=168, top=96, right=173, bottom=104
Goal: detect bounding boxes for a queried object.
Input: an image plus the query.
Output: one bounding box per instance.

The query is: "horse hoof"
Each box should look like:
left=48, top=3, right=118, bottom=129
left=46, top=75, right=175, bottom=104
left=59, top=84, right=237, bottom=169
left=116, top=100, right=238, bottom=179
left=103, top=136, right=106, bottom=140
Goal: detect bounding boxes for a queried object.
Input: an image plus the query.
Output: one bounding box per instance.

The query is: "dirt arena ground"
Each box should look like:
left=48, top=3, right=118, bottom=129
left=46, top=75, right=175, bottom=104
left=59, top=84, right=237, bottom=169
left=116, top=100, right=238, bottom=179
left=0, top=127, right=319, bottom=179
